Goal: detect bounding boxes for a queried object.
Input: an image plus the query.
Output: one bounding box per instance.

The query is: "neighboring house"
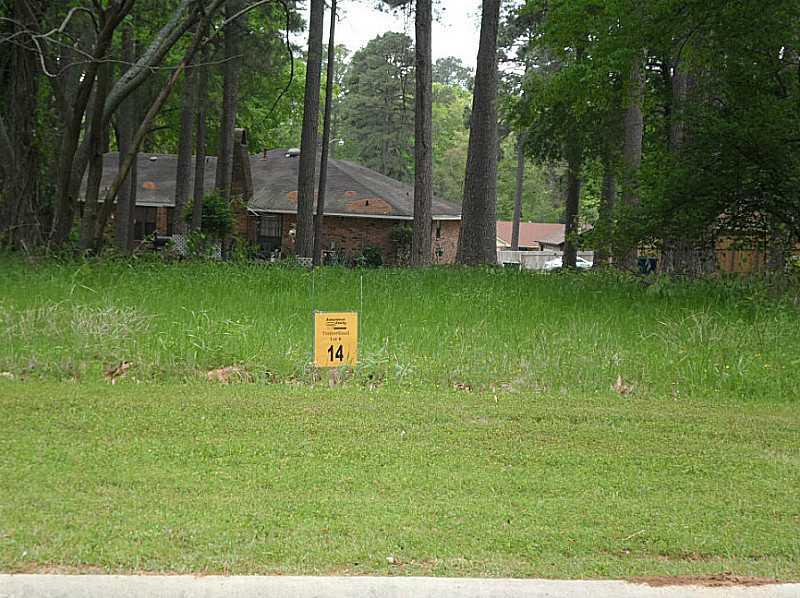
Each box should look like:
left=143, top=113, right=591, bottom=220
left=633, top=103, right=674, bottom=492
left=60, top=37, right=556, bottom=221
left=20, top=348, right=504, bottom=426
left=495, top=221, right=565, bottom=251
left=495, top=221, right=595, bottom=252
left=90, top=130, right=462, bottom=265
left=536, top=225, right=594, bottom=252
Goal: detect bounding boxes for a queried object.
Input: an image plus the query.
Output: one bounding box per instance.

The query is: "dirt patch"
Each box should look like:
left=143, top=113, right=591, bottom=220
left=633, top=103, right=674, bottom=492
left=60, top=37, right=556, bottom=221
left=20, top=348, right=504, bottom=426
left=631, top=573, right=781, bottom=587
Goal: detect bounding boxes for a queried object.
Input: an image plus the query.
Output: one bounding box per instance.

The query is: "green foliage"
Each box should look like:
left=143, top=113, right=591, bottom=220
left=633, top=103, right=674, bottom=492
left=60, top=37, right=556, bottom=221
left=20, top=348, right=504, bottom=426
left=184, top=193, right=233, bottom=240
left=390, top=224, right=412, bottom=248
left=141, top=1, right=305, bottom=154
left=184, top=230, right=218, bottom=259
left=430, top=82, right=470, bottom=202
left=495, top=134, right=563, bottom=222
left=432, top=56, right=474, bottom=90
left=511, top=0, right=800, bottom=257
left=356, top=245, right=384, bottom=268
left=337, top=32, right=415, bottom=183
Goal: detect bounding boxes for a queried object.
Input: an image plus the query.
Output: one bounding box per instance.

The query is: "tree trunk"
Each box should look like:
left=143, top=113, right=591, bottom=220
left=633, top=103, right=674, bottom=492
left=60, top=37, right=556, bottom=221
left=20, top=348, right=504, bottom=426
left=562, top=135, right=581, bottom=269
left=79, top=62, right=113, bottom=252
left=49, top=0, right=136, bottom=247
left=295, top=0, right=325, bottom=259
left=192, top=44, right=210, bottom=232
left=215, top=0, right=244, bottom=200
left=102, top=0, right=199, bottom=126
left=115, top=28, right=137, bottom=254
left=313, top=0, right=337, bottom=268
left=456, top=0, right=501, bottom=266
left=659, top=56, right=716, bottom=277
left=660, top=58, right=690, bottom=275
left=411, top=0, right=433, bottom=266
left=1, top=0, right=40, bottom=250
left=92, top=7, right=221, bottom=250
left=618, top=51, right=645, bottom=270
left=510, top=132, right=526, bottom=251
left=174, top=48, right=197, bottom=235
left=593, top=155, right=616, bottom=267
left=68, top=0, right=206, bottom=230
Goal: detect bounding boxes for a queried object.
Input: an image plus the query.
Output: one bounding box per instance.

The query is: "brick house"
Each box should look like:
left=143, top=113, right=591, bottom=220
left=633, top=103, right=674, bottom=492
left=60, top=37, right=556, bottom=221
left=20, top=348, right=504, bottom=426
left=243, top=148, right=461, bottom=264
left=94, top=131, right=462, bottom=265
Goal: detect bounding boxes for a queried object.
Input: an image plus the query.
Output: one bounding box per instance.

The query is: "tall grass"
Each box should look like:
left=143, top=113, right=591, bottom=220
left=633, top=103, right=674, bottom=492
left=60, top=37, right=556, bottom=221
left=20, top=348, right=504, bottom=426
left=1, top=256, right=798, bottom=400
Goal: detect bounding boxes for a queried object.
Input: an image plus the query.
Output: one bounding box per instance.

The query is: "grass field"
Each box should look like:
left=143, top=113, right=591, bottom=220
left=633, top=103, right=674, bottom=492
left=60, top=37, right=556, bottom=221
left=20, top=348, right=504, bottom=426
left=1, top=257, right=799, bottom=578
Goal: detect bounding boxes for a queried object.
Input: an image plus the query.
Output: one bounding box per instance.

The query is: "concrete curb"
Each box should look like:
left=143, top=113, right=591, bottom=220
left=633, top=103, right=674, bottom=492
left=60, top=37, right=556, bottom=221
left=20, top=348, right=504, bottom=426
left=2, top=575, right=799, bottom=598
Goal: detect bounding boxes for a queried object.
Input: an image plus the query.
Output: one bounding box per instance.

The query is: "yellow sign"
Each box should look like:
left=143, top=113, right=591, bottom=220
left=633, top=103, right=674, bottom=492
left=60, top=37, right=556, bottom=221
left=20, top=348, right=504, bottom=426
left=314, top=311, right=358, bottom=367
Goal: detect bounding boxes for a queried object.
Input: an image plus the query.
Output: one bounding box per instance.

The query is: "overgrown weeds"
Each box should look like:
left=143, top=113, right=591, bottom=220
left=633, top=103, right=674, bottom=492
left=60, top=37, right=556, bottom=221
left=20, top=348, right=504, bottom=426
left=0, top=257, right=798, bottom=399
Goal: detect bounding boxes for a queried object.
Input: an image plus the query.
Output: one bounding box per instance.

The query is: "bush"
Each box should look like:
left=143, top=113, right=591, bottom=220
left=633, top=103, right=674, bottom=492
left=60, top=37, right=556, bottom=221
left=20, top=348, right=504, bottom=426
left=183, top=193, right=234, bottom=240
left=391, top=224, right=412, bottom=265
left=357, top=245, right=384, bottom=268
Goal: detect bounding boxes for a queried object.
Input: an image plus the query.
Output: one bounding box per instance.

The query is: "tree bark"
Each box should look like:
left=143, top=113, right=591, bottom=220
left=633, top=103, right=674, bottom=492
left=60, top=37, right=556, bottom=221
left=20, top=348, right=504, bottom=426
left=49, top=0, right=136, bottom=247
left=215, top=0, right=244, bottom=200
left=102, top=0, right=199, bottom=125
left=67, top=0, right=206, bottom=243
left=456, top=0, right=501, bottom=266
left=411, top=0, right=433, bottom=266
left=174, top=46, right=197, bottom=235
left=91, top=5, right=223, bottom=251
left=660, top=58, right=690, bottom=275
left=562, top=134, right=582, bottom=269
left=192, top=44, right=210, bottom=232
left=295, top=0, right=325, bottom=259
left=79, top=60, right=113, bottom=251
left=313, top=0, right=337, bottom=268
left=511, top=132, right=526, bottom=251
left=618, top=51, right=645, bottom=270
left=593, top=155, right=616, bottom=267
left=1, top=0, right=40, bottom=249
left=115, top=28, right=138, bottom=254
left=659, top=56, right=716, bottom=276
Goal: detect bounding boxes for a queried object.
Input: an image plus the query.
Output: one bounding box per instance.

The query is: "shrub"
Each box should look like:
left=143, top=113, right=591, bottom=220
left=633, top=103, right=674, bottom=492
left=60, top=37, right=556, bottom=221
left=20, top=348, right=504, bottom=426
left=184, top=193, right=234, bottom=240
left=357, top=245, right=383, bottom=268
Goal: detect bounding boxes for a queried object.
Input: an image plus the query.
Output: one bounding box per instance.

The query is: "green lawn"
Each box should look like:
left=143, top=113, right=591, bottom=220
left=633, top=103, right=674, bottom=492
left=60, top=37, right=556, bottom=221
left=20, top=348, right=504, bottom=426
left=1, top=382, right=798, bottom=578
left=0, top=258, right=799, bottom=578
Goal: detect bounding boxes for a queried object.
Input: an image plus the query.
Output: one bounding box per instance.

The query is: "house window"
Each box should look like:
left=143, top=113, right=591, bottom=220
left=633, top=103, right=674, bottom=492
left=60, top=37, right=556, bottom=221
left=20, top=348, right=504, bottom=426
left=133, top=207, right=157, bottom=240
left=436, top=222, right=442, bottom=240
left=260, top=214, right=282, bottom=238
left=258, top=214, right=283, bottom=254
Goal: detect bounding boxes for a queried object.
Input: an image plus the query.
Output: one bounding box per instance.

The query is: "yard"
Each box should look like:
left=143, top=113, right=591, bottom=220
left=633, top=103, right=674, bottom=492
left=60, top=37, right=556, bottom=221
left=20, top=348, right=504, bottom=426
left=1, top=258, right=799, bottom=579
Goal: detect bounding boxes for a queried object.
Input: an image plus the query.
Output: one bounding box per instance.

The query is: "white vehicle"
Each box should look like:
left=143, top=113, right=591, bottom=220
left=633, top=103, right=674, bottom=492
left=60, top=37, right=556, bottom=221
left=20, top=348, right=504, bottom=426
left=542, top=256, right=593, bottom=271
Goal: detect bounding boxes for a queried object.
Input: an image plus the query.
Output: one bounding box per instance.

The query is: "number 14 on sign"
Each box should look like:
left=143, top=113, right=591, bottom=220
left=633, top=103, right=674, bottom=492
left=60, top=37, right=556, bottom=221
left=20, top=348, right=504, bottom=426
left=314, top=312, right=358, bottom=367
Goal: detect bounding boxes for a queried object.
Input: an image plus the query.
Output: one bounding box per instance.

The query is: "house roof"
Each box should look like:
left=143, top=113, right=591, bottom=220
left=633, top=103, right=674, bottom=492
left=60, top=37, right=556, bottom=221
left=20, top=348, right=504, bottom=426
left=537, top=224, right=594, bottom=247
left=496, top=221, right=565, bottom=248
left=249, top=149, right=461, bottom=220
left=92, top=150, right=462, bottom=220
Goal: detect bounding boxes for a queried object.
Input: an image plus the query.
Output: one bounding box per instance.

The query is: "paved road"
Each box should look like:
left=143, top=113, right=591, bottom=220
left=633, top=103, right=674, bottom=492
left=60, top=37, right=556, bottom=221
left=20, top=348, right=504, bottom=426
left=1, top=576, right=799, bottom=598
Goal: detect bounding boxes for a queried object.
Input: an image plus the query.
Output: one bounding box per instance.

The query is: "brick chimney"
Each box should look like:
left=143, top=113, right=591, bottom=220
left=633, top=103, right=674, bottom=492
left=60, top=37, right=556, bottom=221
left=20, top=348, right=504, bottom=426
left=231, top=128, right=253, bottom=201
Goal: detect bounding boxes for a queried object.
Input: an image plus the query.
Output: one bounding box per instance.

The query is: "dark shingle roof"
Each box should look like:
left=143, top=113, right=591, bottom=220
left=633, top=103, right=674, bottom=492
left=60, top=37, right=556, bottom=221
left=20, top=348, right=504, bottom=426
left=249, top=149, right=460, bottom=219
left=93, top=150, right=461, bottom=220
left=93, top=153, right=207, bottom=207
